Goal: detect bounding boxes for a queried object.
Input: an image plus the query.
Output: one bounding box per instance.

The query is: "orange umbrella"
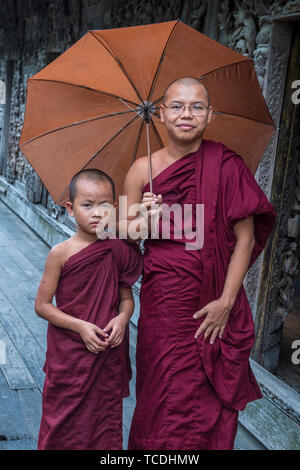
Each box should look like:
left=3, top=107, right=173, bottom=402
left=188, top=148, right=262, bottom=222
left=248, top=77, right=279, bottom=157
left=19, top=20, right=275, bottom=206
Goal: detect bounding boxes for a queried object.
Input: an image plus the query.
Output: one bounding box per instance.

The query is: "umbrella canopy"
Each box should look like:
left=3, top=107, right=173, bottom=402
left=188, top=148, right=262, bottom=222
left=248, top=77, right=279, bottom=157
left=19, top=20, right=275, bottom=207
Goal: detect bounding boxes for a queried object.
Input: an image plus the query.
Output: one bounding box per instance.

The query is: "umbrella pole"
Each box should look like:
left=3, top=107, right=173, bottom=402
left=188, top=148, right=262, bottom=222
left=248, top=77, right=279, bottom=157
left=146, top=121, right=153, bottom=193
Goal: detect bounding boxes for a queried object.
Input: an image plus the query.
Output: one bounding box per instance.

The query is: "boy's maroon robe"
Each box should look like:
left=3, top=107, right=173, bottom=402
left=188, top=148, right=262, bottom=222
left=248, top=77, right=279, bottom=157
left=38, top=238, right=142, bottom=450
left=128, top=139, right=276, bottom=450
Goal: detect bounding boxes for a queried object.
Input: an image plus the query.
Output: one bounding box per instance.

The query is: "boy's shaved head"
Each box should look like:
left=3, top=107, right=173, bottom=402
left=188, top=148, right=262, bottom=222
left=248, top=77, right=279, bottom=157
left=164, top=77, right=210, bottom=105
left=69, top=169, right=116, bottom=204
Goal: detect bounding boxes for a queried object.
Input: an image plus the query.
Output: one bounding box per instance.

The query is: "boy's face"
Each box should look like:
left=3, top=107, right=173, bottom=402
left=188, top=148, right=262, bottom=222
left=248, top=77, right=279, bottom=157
left=66, top=178, right=117, bottom=236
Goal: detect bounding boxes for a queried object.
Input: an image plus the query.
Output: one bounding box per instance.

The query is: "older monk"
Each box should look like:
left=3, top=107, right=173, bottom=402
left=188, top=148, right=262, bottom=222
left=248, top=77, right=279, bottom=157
left=123, top=77, right=276, bottom=450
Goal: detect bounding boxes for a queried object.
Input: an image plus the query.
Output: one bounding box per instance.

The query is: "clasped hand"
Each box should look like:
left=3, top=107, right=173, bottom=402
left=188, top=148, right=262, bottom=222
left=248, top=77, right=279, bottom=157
left=193, top=297, right=234, bottom=344
left=78, top=313, right=128, bottom=354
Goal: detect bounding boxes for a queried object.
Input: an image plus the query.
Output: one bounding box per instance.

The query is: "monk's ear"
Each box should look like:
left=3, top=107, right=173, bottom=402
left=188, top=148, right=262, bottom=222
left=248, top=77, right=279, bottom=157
left=159, top=104, right=165, bottom=123
left=65, top=201, right=74, bottom=217
left=206, top=105, right=213, bottom=124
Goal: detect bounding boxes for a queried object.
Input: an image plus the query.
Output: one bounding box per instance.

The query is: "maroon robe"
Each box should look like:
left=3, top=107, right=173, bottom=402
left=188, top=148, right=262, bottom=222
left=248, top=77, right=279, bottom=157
left=128, top=139, right=276, bottom=450
left=38, top=238, right=142, bottom=450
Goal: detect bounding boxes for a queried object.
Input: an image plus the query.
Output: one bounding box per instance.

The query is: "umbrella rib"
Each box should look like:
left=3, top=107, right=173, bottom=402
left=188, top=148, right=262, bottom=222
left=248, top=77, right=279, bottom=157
left=149, top=58, right=254, bottom=104
left=20, top=110, right=135, bottom=147
left=130, top=120, right=144, bottom=166
left=149, top=117, right=164, bottom=148
left=30, top=78, right=139, bottom=108
left=198, top=59, right=252, bottom=80
left=153, top=96, right=164, bottom=105
left=147, top=20, right=179, bottom=103
left=81, top=114, right=139, bottom=168
left=55, top=114, right=140, bottom=205
left=212, top=110, right=275, bottom=128
left=89, top=31, right=144, bottom=104
left=118, top=97, right=142, bottom=118
left=150, top=59, right=252, bottom=105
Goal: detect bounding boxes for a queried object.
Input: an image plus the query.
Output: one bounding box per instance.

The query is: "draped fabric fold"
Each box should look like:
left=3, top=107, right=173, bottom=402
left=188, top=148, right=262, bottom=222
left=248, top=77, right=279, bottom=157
left=194, top=140, right=276, bottom=411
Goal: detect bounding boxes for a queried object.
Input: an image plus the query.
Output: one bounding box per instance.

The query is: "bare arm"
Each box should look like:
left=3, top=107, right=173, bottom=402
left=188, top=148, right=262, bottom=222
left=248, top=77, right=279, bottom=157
left=118, top=286, right=135, bottom=322
left=221, top=215, right=255, bottom=307
left=35, top=245, right=109, bottom=353
left=103, top=286, right=135, bottom=348
left=193, top=216, right=255, bottom=344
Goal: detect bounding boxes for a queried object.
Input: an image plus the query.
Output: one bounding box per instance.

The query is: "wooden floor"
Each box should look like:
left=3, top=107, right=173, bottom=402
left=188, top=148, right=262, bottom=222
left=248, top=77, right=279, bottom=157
left=0, top=199, right=136, bottom=450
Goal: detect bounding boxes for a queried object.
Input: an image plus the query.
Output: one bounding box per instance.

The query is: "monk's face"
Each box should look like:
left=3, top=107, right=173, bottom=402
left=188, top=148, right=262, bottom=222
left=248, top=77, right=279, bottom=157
left=67, top=178, right=116, bottom=235
left=160, top=83, right=212, bottom=144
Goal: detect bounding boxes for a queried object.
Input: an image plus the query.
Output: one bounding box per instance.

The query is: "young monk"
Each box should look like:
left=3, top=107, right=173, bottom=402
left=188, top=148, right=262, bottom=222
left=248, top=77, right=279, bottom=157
left=35, top=168, right=143, bottom=450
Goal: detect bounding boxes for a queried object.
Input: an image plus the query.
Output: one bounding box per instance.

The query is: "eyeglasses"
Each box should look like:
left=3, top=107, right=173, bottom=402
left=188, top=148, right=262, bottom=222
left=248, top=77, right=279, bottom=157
left=163, top=103, right=209, bottom=116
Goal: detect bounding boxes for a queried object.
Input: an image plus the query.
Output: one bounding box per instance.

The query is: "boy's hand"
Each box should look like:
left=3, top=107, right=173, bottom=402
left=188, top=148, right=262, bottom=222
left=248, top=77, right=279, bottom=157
left=78, top=321, right=109, bottom=354
left=103, top=312, right=129, bottom=348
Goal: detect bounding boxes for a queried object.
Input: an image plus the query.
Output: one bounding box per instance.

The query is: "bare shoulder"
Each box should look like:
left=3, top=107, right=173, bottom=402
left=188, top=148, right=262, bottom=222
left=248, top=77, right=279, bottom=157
left=125, top=150, right=165, bottom=186
left=123, top=156, right=149, bottom=194
left=126, top=156, right=148, bottom=181
left=47, top=238, right=74, bottom=268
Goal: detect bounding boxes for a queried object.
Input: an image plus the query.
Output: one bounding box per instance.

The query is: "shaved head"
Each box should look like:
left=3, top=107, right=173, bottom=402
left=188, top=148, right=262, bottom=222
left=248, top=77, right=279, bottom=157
left=69, top=169, right=116, bottom=204
left=164, top=77, right=210, bottom=106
